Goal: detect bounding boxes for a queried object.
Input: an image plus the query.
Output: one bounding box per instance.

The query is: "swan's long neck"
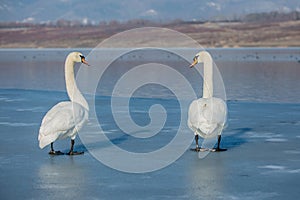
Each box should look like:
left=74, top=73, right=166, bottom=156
left=202, top=52, right=213, bottom=98
left=65, top=56, right=89, bottom=111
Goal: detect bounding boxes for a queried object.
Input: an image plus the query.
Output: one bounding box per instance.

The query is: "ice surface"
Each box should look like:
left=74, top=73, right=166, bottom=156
left=0, top=89, right=300, bottom=200
left=0, top=48, right=300, bottom=199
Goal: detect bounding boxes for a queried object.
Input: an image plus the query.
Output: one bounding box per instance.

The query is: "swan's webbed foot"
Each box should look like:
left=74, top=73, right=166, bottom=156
left=67, top=151, right=84, bottom=155
left=191, top=147, right=208, bottom=152
left=67, top=139, right=84, bottom=155
left=49, top=143, right=64, bottom=155
left=211, top=147, right=227, bottom=152
left=200, top=148, right=209, bottom=152
left=49, top=150, right=64, bottom=155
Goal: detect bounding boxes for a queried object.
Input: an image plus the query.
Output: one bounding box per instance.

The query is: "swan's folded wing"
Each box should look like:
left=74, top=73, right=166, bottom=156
left=187, top=98, right=227, bottom=138
left=203, top=98, right=227, bottom=125
left=39, top=101, right=87, bottom=138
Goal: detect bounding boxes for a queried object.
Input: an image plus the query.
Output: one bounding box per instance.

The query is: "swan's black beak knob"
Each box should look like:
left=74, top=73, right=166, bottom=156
left=80, top=56, right=90, bottom=66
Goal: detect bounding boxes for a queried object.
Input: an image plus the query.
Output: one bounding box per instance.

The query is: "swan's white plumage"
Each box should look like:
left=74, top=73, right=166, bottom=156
left=38, top=52, right=89, bottom=149
left=188, top=97, right=227, bottom=138
left=187, top=51, right=227, bottom=139
left=38, top=101, right=88, bottom=149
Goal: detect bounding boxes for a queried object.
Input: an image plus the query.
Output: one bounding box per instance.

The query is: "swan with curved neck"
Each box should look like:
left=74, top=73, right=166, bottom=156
left=38, top=52, right=89, bottom=155
left=65, top=53, right=89, bottom=110
left=188, top=51, right=227, bottom=152
left=191, top=51, right=213, bottom=98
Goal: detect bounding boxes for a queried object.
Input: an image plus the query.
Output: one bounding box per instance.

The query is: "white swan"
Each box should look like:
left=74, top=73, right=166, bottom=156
left=38, top=52, right=89, bottom=155
left=188, top=51, right=227, bottom=152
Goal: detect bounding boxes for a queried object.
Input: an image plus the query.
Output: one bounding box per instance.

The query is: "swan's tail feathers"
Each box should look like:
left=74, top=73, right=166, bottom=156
left=38, top=132, right=57, bottom=149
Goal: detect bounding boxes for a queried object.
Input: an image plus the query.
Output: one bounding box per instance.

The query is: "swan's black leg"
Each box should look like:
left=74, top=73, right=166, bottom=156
left=195, top=135, right=200, bottom=151
left=217, top=135, right=221, bottom=149
left=193, top=135, right=208, bottom=152
left=195, top=135, right=199, bottom=148
left=50, top=142, right=54, bottom=151
left=213, top=135, right=227, bottom=152
left=69, top=139, right=74, bottom=153
left=194, top=135, right=206, bottom=151
left=48, top=142, right=64, bottom=155
left=67, top=139, right=84, bottom=155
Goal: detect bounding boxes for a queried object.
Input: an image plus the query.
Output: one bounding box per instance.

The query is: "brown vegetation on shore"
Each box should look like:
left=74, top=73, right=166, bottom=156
left=0, top=19, right=299, bottom=48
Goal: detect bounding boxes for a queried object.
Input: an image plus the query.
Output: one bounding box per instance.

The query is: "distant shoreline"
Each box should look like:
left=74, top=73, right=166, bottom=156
left=0, top=20, right=299, bottom=48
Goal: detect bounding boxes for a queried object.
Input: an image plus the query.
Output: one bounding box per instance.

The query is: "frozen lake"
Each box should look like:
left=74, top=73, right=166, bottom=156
left=0, top=48, right=300, bottom=199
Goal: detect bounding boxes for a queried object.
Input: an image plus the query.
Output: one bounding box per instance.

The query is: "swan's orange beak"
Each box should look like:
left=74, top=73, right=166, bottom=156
left=190, top=59, right=198, bottom=68
left=81, top=57, right=90, bottom=66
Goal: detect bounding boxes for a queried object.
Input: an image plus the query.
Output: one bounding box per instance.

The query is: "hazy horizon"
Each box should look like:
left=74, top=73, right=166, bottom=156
left=1, top=0, right=300, bottom=23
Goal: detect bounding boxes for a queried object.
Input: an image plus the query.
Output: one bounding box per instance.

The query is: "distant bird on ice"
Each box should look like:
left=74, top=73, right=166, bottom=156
left=188, top=51, right=227, bottom=152
left=38, top=52, right=90, bottom=155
